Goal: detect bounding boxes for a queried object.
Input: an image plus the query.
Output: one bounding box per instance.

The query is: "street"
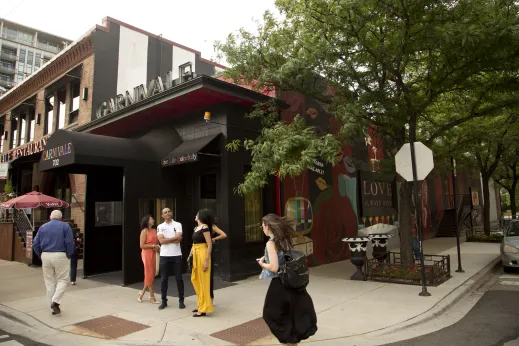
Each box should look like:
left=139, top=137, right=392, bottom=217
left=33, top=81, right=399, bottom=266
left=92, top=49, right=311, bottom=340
left=0, top=331, right=46, bottom=346
left=386, top=268, right=519, bottom=346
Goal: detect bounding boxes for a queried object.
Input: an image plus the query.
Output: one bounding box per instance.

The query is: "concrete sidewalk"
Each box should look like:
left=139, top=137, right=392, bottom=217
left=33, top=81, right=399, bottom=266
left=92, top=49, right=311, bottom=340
left=0, top=240, right=500, bottom=346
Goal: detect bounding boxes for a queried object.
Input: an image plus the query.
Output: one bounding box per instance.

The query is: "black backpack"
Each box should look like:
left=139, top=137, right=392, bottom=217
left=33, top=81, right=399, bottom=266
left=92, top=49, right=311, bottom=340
left=279, top=249, right=309, bottom=290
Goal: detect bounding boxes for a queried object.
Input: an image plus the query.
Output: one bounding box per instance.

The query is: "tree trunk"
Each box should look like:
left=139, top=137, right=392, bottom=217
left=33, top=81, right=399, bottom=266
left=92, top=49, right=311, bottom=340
left=510, top=185, right=517, bottom=219
left=399, top=182, right=414, bottom=265
left=482, top=174, right=491, bottom=235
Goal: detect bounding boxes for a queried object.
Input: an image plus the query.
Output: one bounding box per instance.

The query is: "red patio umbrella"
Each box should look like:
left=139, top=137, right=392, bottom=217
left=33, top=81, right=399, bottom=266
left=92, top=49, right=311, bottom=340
left=0, top=191, right=69, bottom=209
left=0, top=192, right=70, bottom=230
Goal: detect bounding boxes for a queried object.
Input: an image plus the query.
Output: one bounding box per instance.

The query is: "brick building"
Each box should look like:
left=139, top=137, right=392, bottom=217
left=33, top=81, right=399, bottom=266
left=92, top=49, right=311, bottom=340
left=0, top=17, right=278, bottom=285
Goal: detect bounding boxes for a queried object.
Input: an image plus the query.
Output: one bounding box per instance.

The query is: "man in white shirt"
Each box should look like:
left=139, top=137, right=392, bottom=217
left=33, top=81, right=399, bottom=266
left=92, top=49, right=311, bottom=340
left=157, top=207, right=185, bottom=310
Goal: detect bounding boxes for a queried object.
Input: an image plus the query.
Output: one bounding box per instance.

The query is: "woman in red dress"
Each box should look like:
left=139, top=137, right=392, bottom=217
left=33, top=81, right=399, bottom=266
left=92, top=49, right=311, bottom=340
left=138, top=215, right=160, bottom=304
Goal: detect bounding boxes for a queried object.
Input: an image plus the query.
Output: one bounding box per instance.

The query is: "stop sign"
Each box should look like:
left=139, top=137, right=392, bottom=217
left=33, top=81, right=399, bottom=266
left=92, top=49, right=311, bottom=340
left=395, top=142, right=434, bottom=181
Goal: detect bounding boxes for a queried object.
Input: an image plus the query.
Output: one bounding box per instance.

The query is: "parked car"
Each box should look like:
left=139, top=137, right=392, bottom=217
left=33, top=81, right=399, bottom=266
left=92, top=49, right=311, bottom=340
left=500, top=220, right=519, bottom=272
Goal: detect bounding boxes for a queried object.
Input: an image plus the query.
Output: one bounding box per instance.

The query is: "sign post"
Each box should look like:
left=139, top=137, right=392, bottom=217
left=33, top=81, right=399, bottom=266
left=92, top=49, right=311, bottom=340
left=395, top=142, right=434, bottom=297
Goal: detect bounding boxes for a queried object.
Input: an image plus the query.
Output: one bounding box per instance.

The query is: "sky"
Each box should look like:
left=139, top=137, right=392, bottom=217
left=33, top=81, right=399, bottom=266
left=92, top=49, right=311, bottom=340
left=1, top=0, right=279, bottom=63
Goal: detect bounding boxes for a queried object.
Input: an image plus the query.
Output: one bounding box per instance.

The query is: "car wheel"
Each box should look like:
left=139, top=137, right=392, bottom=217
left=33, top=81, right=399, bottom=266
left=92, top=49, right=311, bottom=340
left=504, top=266, right=512, bottom=273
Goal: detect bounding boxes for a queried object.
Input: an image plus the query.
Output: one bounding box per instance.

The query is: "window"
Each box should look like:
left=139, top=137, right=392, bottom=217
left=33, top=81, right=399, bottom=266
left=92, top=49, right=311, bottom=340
left=57, top=89, right=66, bottom=129
left=69, top=82, right=80, bottom=124
left=35, top=53, right=41, bottom=70
left=243, top=167, right=264, bottom=242
left=10, top=116, right=18, bottom=149
left=44, top=96, right=54, bottom=135
left=0, top=118, right=4, bottom=153
left=28, top=112, right=35, bottom=142
left=19, top=116, right=26, bottom=146
left=18, top=49, right=25, bottom=63
left=26, top=51, right=33, bottom=74
left=17, top=72, right=23, bottom=82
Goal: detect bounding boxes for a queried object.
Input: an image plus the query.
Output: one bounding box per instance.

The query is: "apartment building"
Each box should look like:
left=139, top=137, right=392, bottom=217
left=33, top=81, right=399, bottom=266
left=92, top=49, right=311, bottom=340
left=0, top=19, right=72, bottom=96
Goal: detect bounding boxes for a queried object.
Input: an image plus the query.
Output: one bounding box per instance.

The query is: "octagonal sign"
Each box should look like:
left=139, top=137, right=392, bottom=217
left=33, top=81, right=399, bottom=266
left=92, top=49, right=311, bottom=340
left=395, top=142, right=434, bottom=182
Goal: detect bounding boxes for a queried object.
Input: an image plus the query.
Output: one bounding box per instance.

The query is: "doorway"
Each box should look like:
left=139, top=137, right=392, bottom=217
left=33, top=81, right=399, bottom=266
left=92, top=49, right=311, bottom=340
left=50, top=172, right=71, bottom=220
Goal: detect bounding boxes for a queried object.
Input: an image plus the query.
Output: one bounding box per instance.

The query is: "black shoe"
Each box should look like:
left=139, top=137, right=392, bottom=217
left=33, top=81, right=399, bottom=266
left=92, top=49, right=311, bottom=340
left=158, top=301, right=167, bottom=310
left=51, top=302, right=61, bottom=315
left=193, top=313, right=206, bottom=317
left=192, top=309, right=198, bottom=313
left=179, top=301, right=186, bottom=309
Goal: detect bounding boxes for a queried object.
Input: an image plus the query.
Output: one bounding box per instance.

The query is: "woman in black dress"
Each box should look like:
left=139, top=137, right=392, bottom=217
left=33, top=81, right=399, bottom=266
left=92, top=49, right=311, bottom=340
left=257, top=214, right=317, bottom=345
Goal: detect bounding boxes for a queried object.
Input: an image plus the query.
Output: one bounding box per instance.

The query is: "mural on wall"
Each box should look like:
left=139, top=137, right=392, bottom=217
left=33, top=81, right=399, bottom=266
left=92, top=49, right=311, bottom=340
left=279, top=91, right=484, bottom=266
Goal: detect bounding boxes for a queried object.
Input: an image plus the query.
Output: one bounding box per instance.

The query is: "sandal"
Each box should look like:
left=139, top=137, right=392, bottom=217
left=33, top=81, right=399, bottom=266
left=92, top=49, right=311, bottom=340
left=149, top=296, right=159, bottom=304
left=137, top=291, right=145, bottom=303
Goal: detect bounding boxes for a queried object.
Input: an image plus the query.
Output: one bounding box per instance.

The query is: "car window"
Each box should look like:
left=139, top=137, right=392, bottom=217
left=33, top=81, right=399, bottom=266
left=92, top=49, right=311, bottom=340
left=507, top=223, right=519, bottom=237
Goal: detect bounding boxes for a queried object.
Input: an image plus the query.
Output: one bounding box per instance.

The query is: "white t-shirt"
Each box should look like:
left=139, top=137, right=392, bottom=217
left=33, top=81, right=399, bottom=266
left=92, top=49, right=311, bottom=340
left=157, top=220, right=183, bottom=257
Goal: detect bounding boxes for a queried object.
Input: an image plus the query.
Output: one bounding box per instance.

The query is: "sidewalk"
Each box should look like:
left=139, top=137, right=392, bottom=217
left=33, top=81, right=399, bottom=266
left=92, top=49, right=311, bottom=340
left=0, top=239, right=500, bottom=346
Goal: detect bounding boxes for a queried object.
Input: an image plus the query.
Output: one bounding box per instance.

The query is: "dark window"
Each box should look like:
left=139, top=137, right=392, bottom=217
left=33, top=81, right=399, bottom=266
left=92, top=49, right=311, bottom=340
left=10, top=116, right=18, bottom=149
left=20, top=115, right=26, bottom=146
left=28, top=111, right=35, bottom=142
left=200, top=173, right=217, bottom=199
left=35, top=53, right=41, bottom=69
left=57, top=89, right=66, bottom=130
left=44, top=96, right=54, bottom=135
left=69, top=82, right=80, bottom=124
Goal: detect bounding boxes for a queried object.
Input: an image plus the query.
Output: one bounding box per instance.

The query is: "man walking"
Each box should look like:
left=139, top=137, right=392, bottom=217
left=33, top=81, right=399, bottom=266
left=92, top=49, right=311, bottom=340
left=33, top=210, right=74, bottom=315
left=157, top=208, right=185, bottom=310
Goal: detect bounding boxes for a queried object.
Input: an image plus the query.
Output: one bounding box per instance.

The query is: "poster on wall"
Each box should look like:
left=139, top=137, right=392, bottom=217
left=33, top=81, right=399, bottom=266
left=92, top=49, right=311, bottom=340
left=357, top=171, right=397, bottom=225
left=95, top=201, right=123, bottom=227
left=25, top=232, right=33, bottom=259
left=0, top=163, right=8, bottom=180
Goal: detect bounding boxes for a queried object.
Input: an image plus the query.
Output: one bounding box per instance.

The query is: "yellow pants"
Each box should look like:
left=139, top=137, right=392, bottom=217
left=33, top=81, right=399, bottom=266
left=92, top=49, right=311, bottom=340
left=191, top=244, right=213, bottom=313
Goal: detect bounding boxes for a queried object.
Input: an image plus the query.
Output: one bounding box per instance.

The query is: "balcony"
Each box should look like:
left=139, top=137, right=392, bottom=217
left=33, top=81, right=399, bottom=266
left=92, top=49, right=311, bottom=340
left=0, top=79, right=15, bottom=88
left=0, top=52, right=17, bottom=62
left=1, top=33, right=33, bottom=46
left=36, top=42, right=61, bottom=54
left=0, top=65, right=15, bottom=75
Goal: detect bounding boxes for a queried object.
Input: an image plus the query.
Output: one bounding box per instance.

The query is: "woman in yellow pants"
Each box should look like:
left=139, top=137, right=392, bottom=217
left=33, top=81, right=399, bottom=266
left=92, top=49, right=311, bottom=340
left=190, top=209, right=214, bottom=317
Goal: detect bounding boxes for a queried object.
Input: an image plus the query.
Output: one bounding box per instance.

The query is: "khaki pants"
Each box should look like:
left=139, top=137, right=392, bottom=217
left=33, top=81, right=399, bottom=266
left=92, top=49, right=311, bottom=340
left=41, top=252, right=70, bottom=305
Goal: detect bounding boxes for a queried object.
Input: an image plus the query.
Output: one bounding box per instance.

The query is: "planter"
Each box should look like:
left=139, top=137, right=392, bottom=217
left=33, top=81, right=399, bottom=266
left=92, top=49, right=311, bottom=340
left=365, top=251, right=451, bottom=286
left=342, top=237, right=370, bottom=281
left=368, top=234, right=393, bottom=264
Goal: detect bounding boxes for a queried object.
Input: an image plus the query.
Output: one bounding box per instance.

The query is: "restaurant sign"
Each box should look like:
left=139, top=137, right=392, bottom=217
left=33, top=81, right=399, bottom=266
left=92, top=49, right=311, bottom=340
left=358, top=171, right=397, bottom=218
left=96, top=71, right=177, bottom=119
left=0, top=136, right=49, bottom=163
left=161, top=153, right=198, bottom=167
left=41, top=142, right=74, bottom=168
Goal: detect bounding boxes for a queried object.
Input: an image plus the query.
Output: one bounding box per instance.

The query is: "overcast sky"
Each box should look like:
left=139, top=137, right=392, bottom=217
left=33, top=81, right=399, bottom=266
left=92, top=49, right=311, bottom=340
left=2, top=0, right=278, bottom=63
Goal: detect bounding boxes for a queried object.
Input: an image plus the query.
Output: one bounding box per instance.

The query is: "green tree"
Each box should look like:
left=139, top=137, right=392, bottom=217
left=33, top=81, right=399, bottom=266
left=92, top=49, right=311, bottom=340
left=494, top=145, right=519, bottom=219
left=217, top=0, right=519, bottom=264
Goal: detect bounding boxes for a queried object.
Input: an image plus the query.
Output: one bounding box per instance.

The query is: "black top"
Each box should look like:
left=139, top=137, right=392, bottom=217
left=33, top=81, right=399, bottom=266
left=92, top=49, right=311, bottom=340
left=193, top=227, right=210, bottom=244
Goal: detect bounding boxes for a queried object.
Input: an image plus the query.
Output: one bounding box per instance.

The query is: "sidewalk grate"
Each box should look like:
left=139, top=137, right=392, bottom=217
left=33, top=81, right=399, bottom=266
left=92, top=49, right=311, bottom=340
left=73, top=315, right=149, bottom=339
left=210, top=317, right=271, bottom=345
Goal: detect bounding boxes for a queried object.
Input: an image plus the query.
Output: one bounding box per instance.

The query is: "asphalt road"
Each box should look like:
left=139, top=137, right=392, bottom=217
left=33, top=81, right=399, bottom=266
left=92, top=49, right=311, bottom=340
left=0, top=330, right=47, bottom=345
left=386, top=268, right=519, bottom=346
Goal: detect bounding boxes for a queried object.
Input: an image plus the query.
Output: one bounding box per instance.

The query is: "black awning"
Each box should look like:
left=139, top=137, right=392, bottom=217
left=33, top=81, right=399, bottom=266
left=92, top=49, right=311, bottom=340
left=39, top=130, right=156, bottom=172
left=161, top=133, right=221, bottom=167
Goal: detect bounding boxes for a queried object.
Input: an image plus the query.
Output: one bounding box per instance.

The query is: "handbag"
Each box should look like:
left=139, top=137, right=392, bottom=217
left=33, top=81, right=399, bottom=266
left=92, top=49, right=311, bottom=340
left=278, top=249, right=309, bottom=290
left=187, top=253, right=193, bottom=272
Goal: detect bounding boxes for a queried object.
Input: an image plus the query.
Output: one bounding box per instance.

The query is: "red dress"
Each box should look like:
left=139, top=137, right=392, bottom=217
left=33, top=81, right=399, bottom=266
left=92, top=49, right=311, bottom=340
left=141, top=229, right=158, bottom=286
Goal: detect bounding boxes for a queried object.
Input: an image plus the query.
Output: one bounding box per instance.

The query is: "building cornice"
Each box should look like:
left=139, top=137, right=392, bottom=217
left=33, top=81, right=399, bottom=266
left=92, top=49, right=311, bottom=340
left=0, top=35, right=94, bottom=115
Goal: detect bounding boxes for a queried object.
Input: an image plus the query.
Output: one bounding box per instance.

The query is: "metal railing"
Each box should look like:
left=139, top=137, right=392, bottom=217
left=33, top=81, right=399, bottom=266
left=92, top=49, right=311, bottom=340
left=0, top=79, right=14, bottom=88
left=13, top=209, right=33, bottom=243
left=1, top=33, right=33, bottom=45
left=0, top=52, right=17, bottom=61
left=0, top=65, right=16, bottom=74
left=36, top=42, right=61, bottom=54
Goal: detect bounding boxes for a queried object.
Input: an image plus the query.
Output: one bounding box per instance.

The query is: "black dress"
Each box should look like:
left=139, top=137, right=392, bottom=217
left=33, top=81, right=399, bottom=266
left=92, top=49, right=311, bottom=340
left=263, top=278, right=318, bottom=343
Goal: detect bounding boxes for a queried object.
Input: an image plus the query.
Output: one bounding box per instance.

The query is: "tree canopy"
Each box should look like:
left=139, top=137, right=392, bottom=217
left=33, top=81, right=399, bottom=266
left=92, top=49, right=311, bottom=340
left=216, top=0, right=519, bottom=262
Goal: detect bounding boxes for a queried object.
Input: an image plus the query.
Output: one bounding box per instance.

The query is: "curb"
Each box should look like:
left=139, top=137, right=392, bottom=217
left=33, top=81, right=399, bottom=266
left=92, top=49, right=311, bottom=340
left=373, top=256, right=501, bottom=336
